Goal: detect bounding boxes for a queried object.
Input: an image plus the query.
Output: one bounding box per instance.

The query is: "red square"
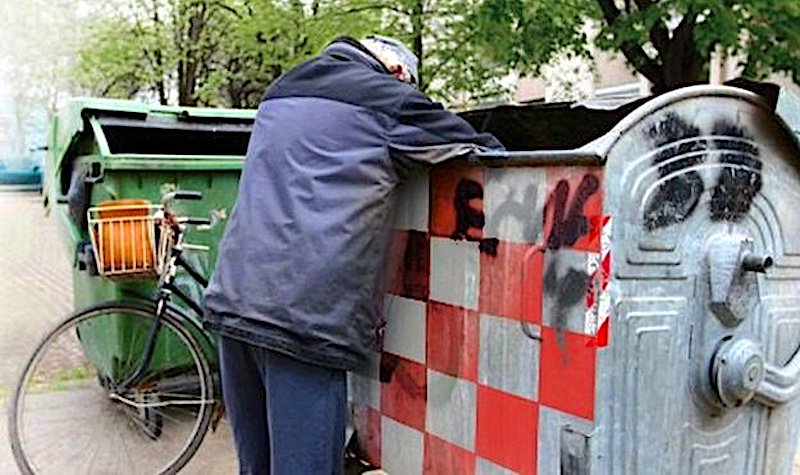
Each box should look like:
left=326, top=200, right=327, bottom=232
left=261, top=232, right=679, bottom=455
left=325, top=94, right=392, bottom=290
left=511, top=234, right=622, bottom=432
left=427, top=301, right=479, bottom=381
left=476, top=385, right=538, bottom=475
left=380, top=353, right=427, bottom=431
left=539, top=326, right=596, bottom=420
left=424, top=433, right=476, bottom=474
left=352, top=405, right=381, bottom=467
left=387, top=230, right=430, bottom=301
left=479, top=241, right=543, bottom=323
left=430, top=166, right=486, bottom=239
left=543, top=169, right=603, bottom=252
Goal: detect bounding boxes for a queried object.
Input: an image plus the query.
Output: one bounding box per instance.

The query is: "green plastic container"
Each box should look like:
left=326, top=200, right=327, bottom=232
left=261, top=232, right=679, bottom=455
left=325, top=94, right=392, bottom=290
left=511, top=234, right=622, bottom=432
left=45, top=98, right=256, bottom=376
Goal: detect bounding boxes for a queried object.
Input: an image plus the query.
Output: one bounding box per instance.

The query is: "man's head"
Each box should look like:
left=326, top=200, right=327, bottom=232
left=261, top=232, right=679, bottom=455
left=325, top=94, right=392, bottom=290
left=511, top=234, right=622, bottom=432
left=360, top=36, right=418, bottom=87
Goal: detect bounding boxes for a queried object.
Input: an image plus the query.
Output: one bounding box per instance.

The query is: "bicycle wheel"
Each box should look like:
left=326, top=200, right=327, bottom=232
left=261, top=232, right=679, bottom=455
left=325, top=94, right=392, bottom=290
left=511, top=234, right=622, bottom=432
left=8, top=301, right=215, bottom=475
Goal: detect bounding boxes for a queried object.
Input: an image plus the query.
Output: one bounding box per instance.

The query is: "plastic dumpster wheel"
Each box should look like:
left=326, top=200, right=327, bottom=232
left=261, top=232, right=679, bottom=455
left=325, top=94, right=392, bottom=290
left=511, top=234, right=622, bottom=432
left=8, top=301, right=215, bottom=475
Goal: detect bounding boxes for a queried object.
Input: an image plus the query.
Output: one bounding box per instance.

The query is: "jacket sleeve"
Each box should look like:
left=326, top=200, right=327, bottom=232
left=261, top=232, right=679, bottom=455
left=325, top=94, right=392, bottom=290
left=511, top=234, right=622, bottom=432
left=388, top=88, right=505, bottom=165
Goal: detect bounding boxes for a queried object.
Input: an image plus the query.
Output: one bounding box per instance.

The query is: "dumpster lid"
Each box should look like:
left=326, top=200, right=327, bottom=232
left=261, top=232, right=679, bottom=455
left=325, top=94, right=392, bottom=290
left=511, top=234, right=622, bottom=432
left=52, top=97, right=256, bottom=173
left=463, top=80, right=798, bottom=165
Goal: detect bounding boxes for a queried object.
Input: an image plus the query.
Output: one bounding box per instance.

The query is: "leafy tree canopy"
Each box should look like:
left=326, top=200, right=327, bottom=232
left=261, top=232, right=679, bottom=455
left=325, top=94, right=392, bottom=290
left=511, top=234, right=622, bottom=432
left=472, top=0, right=800, bottom=93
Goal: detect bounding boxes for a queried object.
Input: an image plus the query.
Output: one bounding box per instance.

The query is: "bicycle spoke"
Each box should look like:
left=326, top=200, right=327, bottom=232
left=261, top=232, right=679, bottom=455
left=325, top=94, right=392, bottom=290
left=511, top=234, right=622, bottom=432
left=10, top=303, right=215, bottom=475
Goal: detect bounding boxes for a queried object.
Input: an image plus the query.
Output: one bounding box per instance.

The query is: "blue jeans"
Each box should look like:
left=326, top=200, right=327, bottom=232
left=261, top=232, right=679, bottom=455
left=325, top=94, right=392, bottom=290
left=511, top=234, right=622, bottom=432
left=218, top=336, right=347, bottom=475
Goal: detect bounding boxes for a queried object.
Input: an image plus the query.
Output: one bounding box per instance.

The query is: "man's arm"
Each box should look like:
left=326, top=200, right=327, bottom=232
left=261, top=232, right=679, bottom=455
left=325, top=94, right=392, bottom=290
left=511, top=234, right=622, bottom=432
left=388, top=88, right=505, bottom=165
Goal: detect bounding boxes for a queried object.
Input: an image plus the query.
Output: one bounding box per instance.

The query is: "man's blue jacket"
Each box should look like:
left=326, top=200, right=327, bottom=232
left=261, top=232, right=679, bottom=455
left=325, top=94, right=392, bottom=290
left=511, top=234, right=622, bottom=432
left=203, top=37, right=503, bottom=370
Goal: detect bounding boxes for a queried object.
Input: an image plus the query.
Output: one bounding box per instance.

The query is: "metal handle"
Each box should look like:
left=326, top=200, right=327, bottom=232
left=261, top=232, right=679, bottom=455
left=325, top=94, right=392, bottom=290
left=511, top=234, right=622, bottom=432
left=519, top=244, right=546, bottom=342
left=162, top=190, right=203, bottom=204
left=179, top=217, right=212, bottom=226
left=755, top=351, right=800, bottom=406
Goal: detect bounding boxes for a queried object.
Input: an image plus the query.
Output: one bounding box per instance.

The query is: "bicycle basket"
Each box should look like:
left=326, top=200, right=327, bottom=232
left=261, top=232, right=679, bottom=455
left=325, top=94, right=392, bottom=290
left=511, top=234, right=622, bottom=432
left=87, top=200, right=162, bottom=278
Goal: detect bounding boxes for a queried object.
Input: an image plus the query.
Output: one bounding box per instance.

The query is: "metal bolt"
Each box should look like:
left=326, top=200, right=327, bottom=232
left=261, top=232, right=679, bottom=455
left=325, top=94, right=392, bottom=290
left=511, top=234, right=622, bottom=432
left=742, top=253, right=773, bottom=273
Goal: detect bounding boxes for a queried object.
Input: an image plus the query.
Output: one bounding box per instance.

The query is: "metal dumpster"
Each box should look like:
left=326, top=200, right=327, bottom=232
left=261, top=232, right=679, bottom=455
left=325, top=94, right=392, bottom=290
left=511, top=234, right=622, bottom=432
left=45, top=98, right=255, bottom=372
left=350, top=83, right=800, bottom=474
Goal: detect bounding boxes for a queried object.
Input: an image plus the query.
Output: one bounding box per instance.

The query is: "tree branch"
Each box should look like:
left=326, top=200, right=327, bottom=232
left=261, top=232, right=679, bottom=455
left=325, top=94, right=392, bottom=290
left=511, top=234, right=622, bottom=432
left=313, top=3, right=407, bottom=20
left=632, top=0, right=654, bottom=10
left=425, top=35, right=475, bottom=86
left=596, top=0, right=663, bottom=89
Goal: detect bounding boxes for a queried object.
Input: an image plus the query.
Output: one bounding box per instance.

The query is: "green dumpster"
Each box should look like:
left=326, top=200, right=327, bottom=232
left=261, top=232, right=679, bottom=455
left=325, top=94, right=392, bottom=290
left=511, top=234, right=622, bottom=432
left=45, top=97, right=256, bottom=375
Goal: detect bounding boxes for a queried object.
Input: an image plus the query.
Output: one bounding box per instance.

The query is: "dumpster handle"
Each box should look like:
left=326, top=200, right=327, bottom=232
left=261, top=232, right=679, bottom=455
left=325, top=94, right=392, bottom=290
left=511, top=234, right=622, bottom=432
left=470, top=150, right=604, bottom=167
left=520, top=244, right=546, bottom=342
left=755, top=349, right=800, bottom=407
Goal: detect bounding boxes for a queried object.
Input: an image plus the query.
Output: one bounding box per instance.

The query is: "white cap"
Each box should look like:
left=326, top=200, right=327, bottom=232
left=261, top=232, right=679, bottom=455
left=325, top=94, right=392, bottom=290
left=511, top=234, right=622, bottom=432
left=360, top=36, right=419, bottom=86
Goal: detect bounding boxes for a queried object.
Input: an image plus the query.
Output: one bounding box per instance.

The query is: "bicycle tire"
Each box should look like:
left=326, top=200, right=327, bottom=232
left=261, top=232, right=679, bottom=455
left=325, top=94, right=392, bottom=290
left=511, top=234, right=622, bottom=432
left=8, top=301, right=216, bottom=475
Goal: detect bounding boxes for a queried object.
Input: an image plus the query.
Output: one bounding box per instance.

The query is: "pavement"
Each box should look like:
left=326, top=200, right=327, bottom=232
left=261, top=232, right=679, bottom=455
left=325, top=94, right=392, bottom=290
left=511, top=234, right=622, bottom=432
left=0, top=190, right=236, bottom=474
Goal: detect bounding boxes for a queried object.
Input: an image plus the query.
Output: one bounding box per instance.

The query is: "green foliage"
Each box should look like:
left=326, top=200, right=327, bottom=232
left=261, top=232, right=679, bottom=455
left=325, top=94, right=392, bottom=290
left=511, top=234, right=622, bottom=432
left=70, top=0, right=800, bottom=105
left=71, top=0, right=382, bottom=107
left=473, top=0, right=800, bottom=92
left=199, top=0, right=380, bottom=107
left=71, top=0, right=515, bottom=106
left=73, top=17, right=169, bottom=99
left=472, top=0, right=597, bottom=74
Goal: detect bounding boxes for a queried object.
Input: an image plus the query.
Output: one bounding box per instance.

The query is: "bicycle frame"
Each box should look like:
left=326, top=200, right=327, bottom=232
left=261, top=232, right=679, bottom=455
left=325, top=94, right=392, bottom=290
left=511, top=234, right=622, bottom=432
left=115, top=215, right=210, bottom=392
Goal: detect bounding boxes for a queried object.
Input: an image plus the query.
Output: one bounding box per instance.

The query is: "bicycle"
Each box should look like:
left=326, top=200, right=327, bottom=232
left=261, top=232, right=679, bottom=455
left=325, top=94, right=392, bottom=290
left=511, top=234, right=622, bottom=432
left=8, top=191, right=220, bottom=475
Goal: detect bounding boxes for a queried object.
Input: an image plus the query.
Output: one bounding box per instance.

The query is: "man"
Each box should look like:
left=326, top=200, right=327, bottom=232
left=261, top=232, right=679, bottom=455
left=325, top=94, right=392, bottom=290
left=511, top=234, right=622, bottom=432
left=203, top=35, right=503, bottom=474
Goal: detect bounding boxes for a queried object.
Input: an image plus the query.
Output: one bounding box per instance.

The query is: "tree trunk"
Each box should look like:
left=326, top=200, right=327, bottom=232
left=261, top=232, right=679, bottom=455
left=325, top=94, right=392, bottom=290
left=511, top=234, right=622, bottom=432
left=177, top=2, right=207, bottom=106
left=596, top=0, right=708, bottom=94
left=656, top=16, right=706, bottom=92
left=411, top=0, right=424, bottom=89
left=151, top=4, right=168, bottom=105
left=154, top=49, right=168, bottom=105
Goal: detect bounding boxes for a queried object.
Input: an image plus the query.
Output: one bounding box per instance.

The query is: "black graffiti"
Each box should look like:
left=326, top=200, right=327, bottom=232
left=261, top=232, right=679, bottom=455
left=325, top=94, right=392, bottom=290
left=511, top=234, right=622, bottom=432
left=643, top=113, right=707, bottom=231
left=709, top=122, right=762, bottom=222
left=543, top=257, right=589, bottom=351
left=379, top=352, right=399, bottom=383
left=451, top=178, right=499, bottom=255
left=642, top=114, right=763, bottom=230
left=401, top=230, right=429, bottom=300
left=545, top=175, right=600, bottom=250
left=544, top=263, right=588, bottom=330
left=452, top=179, right=484, bottom=239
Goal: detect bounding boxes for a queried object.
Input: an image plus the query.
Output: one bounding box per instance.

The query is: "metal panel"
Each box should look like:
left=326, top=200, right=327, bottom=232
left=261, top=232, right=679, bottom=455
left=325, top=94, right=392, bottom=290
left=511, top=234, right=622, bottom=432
left=351, top=85, right=800, bottom=474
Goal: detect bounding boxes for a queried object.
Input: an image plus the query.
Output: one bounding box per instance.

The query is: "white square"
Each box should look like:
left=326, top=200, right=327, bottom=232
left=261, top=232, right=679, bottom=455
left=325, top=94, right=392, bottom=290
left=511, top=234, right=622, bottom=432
left=478, top=314, right=540, bottom=401
left=429, top=238, right=480, bottom=310
left=477, top=457, right=516, bottom=474
left=394, top=170, right=429, bottom=231
left=383, top=295, right=426, bottom=364
left=426, top=370, right=477, bottom=451
left=484, top=168, right=546, bottom=243
left=382, top=416, right=424, bottom=475
left=538, top=405, right=594, bottom=475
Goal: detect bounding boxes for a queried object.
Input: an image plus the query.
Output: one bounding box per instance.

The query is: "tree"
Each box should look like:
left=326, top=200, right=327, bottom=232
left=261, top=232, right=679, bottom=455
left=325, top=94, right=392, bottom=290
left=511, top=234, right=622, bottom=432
left=472, top=0, right=800, bottom=93
left=200, top=0, right=380, bottom=107
left=72, top=0, right=242, bottom=106
left=341, top=0, right=514, bottom=104
left=72, top=0, right=514, bottom=107
left=72, top=0, right=382, bottom=108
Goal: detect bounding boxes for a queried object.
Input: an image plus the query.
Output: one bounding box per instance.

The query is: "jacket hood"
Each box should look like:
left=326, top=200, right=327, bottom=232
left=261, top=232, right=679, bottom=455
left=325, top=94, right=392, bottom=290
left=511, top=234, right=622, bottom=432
left=323, top=37, right=392, bottom=77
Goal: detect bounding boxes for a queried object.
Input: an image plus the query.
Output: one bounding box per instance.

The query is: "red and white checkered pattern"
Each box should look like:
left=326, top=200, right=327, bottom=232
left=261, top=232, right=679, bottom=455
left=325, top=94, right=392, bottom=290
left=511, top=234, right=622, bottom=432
left=351, top=165, right=609, bottom=474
